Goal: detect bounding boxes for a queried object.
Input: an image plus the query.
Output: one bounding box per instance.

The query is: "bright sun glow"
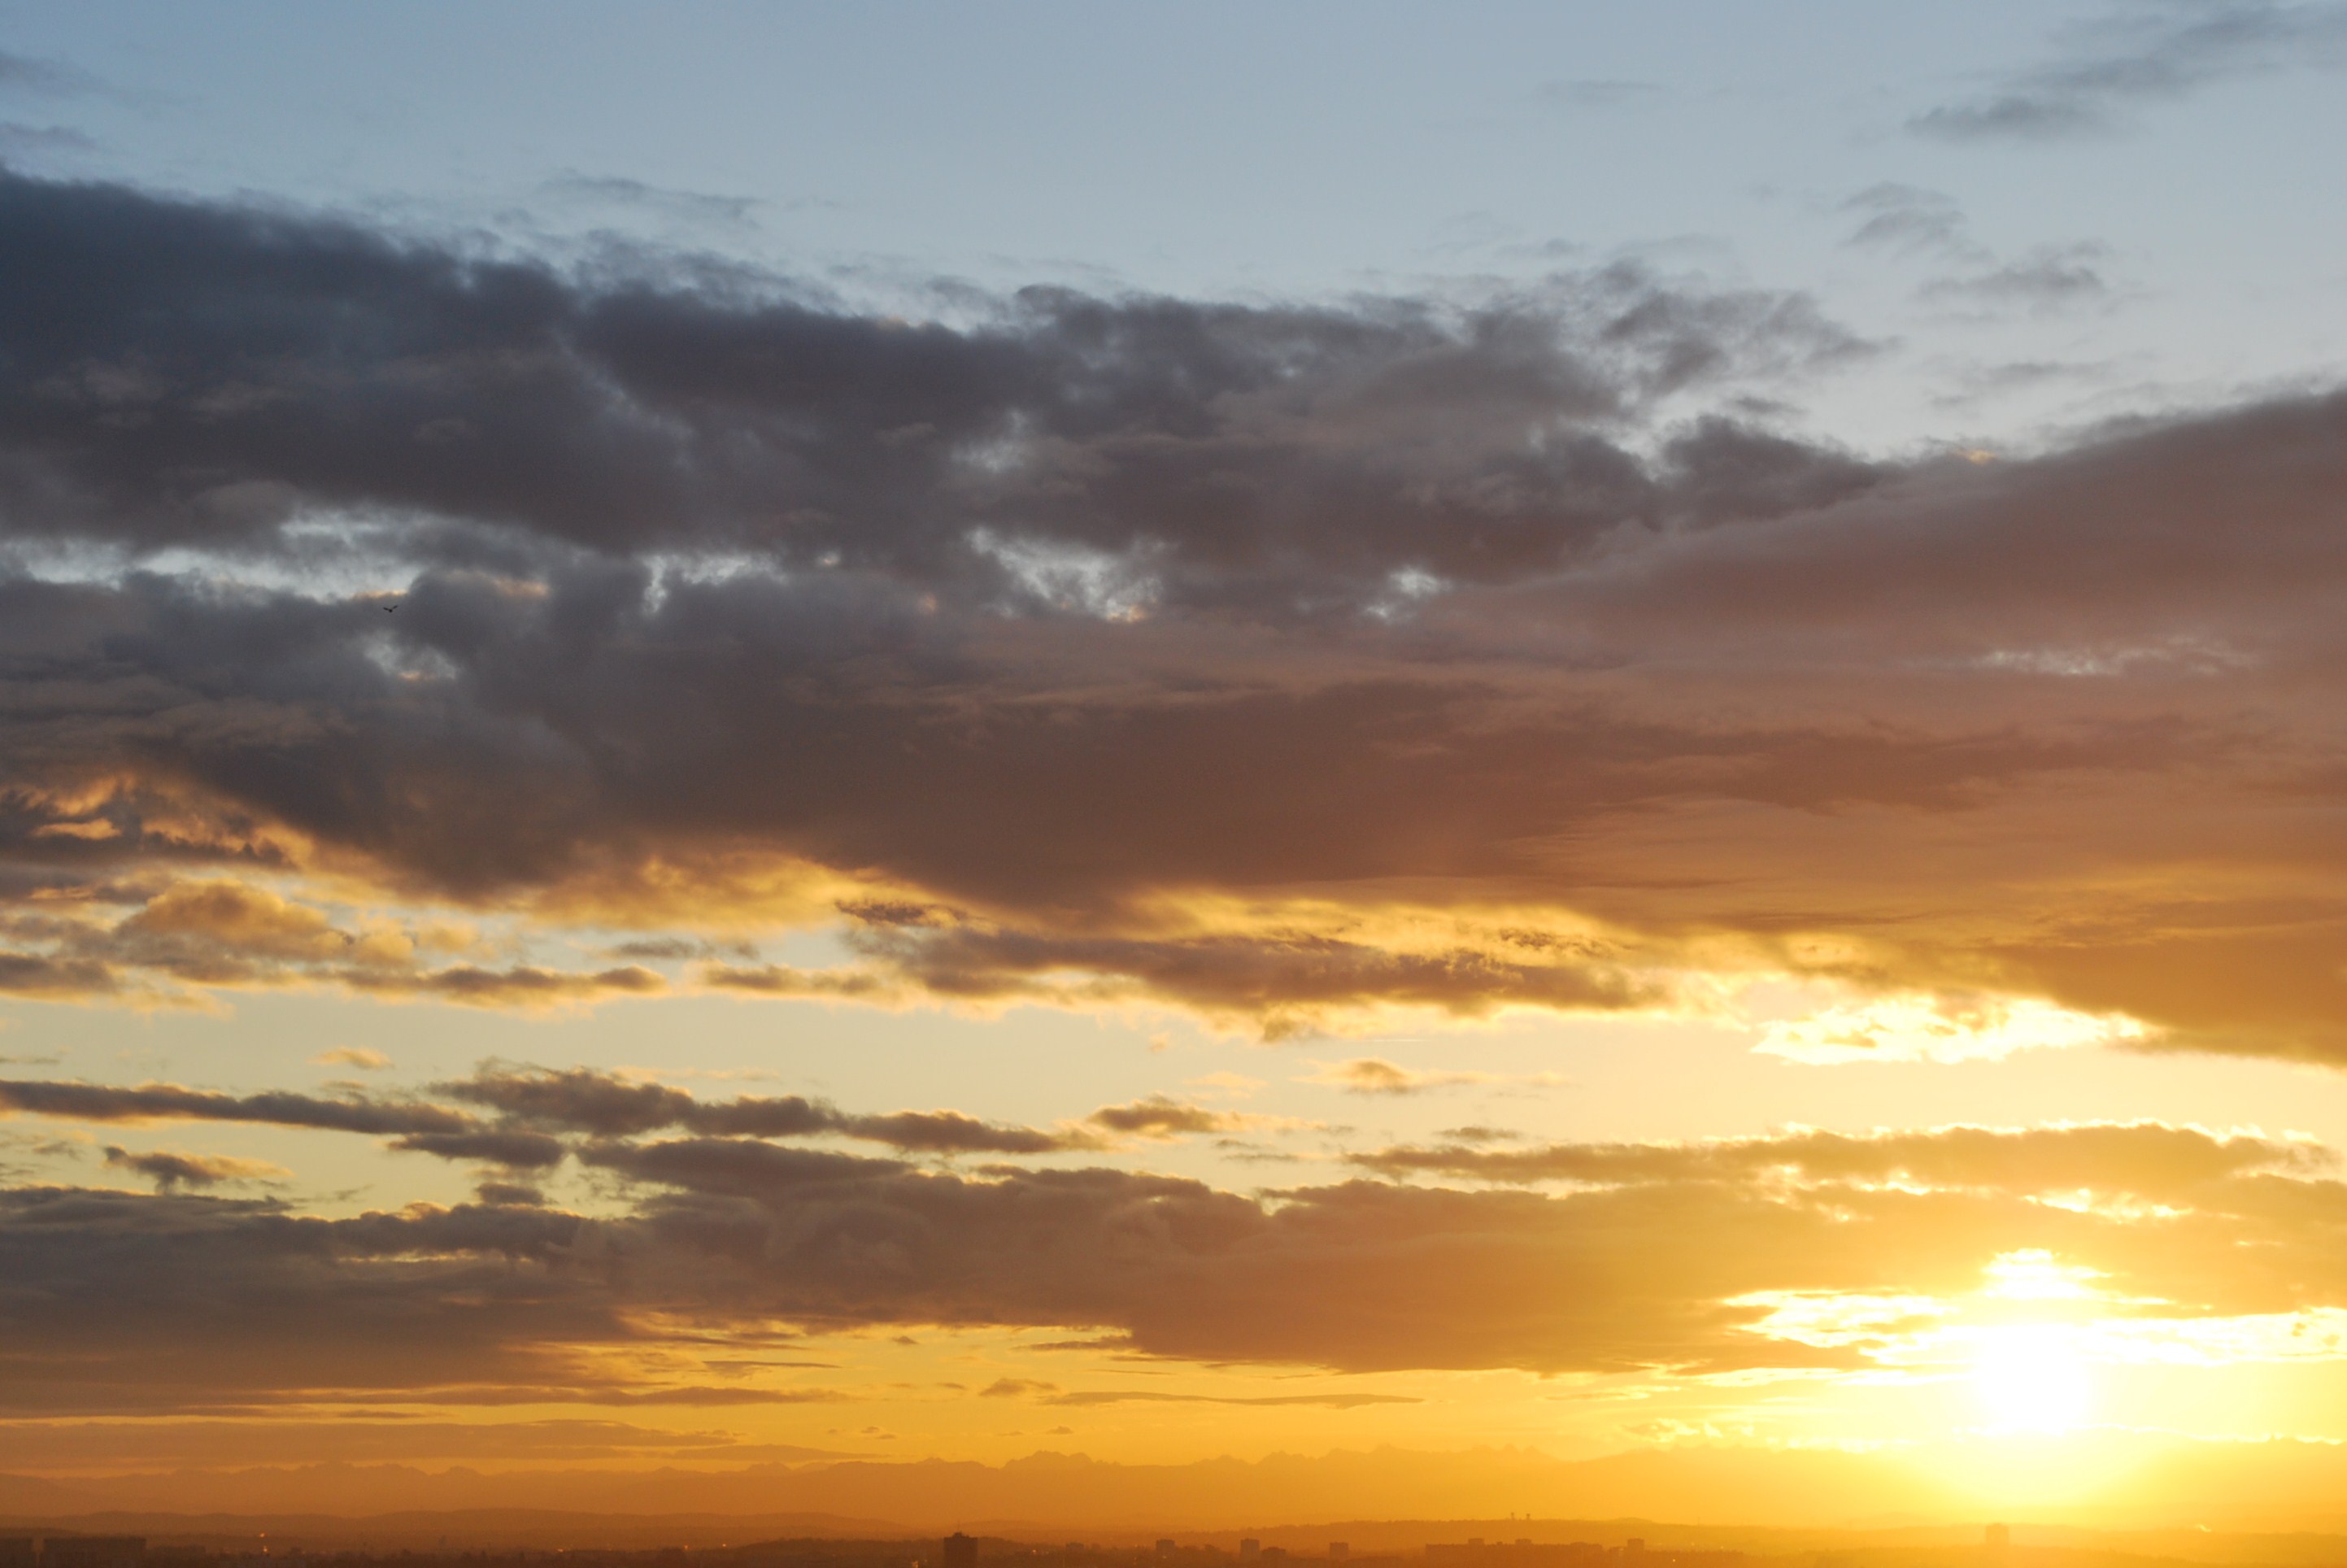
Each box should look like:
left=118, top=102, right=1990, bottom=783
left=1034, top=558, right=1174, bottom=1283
left=1972, top=1324, right=2092, bottom=1432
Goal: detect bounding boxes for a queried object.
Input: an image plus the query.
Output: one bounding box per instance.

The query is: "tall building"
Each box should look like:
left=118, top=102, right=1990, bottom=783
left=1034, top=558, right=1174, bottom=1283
left=944, top=1534, right=978, bottom=1568
left=1985, top=1527, right=2010, bottom=1555
left=1329, top=1547, right=1349, bottom=1561
left=0, top=1540, right=34, bottom=1568
left=1242, top=1544, right=1261, bottom=1560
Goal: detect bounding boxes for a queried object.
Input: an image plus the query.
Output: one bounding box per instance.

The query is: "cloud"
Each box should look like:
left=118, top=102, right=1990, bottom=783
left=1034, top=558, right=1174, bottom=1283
left=1755, top=994, right=2142, bottom=1065
left=389, top=1129, right=568, bottom=1169
left=16, top=155, right=2347, bottom=1473
left=1841, top=188, right=2110, bottom=315
left=0, top=1186, right=623, bottom=1411
left=1911, top=2, right=2347, bottom=142
left=0, top=170, right=1864, bottom=587
left=1042, top=1391, right=1422, bottom=1409
left=572, top=1120, right=2347, bottom=1374
left=1841, top=185, right=1980, bottom=260
left=0, top=1078, right=472, bottom=1135
left=538, top=173, right=761, bottom=229
left=0, top=51, right=101, bottom=97
left=0, top=876, right=667, bottom=1011
left=0, top=952, right=116, bottom=998
left=1300, top=1057, right=1496, bottom=1095
left=475, top=1181, right=545, bottom=1207
left=1085, top=1095, right=1249, bottom=1139
left=848, top=1108, right=1084, bottom=1155
left=101, top=1146, right=287, bottom=1191
left=6, top=1117, right=2347, bottom=1413
left=5, top=170, right=2347, bottom=1059
left=0, top=1062, right=1113, bottom=1175
left=1347, top=1121, right=2331, bottom=1196
left=1919, top=246, right=2111, bottom=311
left=440, top=1064, right=1086, bottom=1153
left=314, top=1047, right=391, bottom=1070
left=734, top=917, right=1671, bottom=1040
left=0, top=124, right=98, bottom=159
left=352, top=964, right=668, bottom=1007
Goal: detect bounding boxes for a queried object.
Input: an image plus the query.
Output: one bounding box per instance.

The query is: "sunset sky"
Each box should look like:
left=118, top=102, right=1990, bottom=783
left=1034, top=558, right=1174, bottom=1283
left=11, top=0, right=2347, bottom=1530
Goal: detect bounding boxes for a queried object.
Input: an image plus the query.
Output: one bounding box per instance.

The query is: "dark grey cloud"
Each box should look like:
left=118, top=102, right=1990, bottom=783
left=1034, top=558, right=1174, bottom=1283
left=0, top=1078, right=471, bottom=1135
left=555, top=1119, right=2347, bottom=1372
left=475, top=1180, right=546, bottom=1206
left=0, top=950, right=115, bottom=996
left=0, top=1064, right=1109, bottom=1168
left=1912, top=2, right=2347, bottom=142
left=0, top=1185, right=618, bottom=1411
left=1085, top=1095, right=1248, bottom=1139
left=441, top=1064, right=740, bottom=1137
left=0, top=171, right=1868, bottom=600
left=8, top=1119, right=2347, bottom=1414
left=390, top=1129, right=568, bottom=1169
left=101, top=1145, right=281, bottom=1191
left=440, top=1065, right=1088, bottom=1153
left=846, top=1108, right=1078, bottom=1155
left=7, top=171, right=2347, bottom=1056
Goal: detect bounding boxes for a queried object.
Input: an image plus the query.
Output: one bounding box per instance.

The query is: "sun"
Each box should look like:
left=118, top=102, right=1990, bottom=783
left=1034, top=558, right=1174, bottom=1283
left=1970, top=1323, right=2092, bottom=1432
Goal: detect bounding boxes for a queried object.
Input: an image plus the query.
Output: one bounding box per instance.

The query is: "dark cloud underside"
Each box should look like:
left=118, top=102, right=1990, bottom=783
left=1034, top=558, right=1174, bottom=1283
left=2, top=1122, right=2343, bottom=1409
left=0, top=170, right=2341, bottom=1056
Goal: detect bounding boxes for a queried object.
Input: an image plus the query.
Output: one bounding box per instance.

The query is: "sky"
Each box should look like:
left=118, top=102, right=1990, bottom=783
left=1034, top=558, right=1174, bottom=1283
left=8, top=0, right=2347, bottom=1532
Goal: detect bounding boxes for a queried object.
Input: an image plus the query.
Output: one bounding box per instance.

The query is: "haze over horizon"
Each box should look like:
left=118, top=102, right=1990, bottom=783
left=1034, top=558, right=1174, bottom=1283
left=8, top=0, right=2347, bottom=1533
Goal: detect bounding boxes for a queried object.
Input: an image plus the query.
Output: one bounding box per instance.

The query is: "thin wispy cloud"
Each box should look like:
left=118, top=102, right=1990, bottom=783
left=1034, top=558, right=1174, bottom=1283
left=1842, top=185, right=2113, bottom=312
left=1299, top=1059, right=1565, bottom=1095
left=1918, top=245, right=2113, bottom=311
left=0, top=124, right=98, bottom=159
left=539, top=172, right=764, bottom=230
left=1912, top=2, right=2347, bottom=142
left=0, top=50, right=102, bottom=98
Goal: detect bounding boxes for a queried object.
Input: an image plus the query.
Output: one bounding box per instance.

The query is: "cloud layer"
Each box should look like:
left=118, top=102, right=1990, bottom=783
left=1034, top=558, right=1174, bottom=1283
left=0, top=170, right=2345, bottom=1057
left=5, top=1111, right=2346, bottom=1413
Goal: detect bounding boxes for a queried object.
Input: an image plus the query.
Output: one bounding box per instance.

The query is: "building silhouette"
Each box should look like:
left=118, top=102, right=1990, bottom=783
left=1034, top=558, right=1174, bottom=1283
left=943, top=1535, right=977, bottom=1568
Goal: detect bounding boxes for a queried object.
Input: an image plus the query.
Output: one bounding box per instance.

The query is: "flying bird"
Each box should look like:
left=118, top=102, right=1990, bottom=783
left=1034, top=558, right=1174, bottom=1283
left=385, top=603, right=399, bottom=612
